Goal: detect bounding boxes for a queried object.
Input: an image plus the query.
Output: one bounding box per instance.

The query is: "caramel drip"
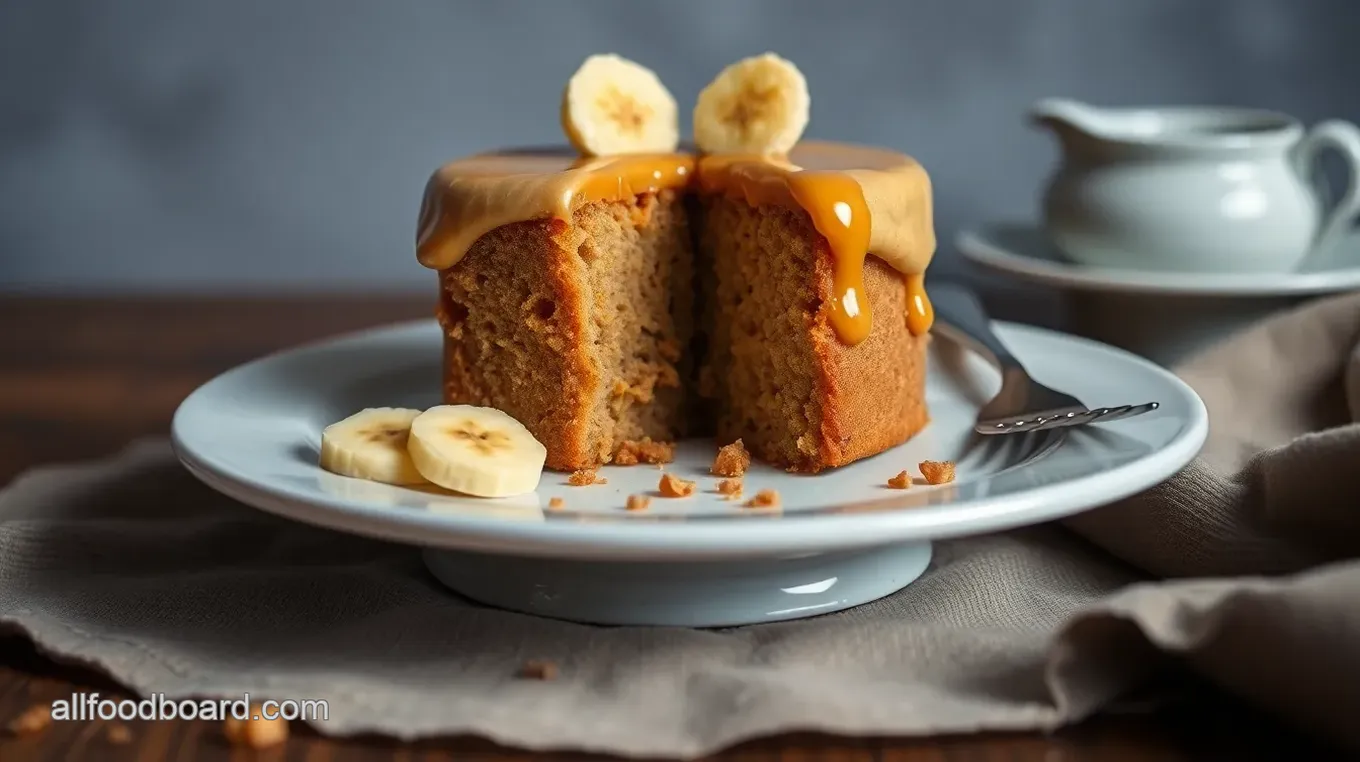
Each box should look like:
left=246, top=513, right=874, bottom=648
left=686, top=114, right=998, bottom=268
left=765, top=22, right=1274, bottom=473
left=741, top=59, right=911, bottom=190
left=416, top=151, right=694, bottom=270
left=786, top=172, right=875, bottom=345
left=696, top=141, right=936, bottom=343
left=905, top=273, right=933, bottom=336
left=416, top=141, right=936, bottom=345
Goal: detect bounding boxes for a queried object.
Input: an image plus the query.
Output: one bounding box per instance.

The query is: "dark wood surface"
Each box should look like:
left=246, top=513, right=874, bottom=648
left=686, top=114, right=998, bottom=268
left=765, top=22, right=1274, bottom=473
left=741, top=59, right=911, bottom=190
left=0, top=295, right=1337, bottom=761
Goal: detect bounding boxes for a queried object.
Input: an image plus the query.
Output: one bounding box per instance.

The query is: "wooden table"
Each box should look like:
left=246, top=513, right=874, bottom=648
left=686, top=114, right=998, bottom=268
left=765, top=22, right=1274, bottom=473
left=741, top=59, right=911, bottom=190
left=0, top=296, right=1335, bottom=761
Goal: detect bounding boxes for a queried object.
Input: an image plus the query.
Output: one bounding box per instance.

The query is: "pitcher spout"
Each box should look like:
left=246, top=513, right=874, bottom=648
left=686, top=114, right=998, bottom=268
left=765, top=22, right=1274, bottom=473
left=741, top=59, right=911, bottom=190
left=1029, top=98, right=1109, bottom=140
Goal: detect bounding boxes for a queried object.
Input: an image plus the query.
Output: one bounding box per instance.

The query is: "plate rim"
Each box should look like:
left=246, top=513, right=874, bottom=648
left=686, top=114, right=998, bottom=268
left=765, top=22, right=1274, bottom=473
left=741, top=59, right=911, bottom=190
left=956, top=222, right=1360, bottom=296
left=171, top=319, right=1209, bottom=561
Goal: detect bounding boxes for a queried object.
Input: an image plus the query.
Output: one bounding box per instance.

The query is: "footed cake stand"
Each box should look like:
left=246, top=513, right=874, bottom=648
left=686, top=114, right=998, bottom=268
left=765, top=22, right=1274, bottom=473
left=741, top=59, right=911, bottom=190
left=422, top=542, right=932, bottom=627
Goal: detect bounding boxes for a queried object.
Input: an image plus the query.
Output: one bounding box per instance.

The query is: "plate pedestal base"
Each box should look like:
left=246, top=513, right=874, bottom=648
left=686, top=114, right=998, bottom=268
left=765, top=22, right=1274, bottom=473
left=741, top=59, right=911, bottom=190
left=423, top=542, right=933, bottom=627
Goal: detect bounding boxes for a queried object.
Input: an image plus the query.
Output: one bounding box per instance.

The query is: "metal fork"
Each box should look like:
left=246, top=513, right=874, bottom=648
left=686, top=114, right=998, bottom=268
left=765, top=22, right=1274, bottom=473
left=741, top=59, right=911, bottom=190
left=930, top=283, right=1159, bottom=435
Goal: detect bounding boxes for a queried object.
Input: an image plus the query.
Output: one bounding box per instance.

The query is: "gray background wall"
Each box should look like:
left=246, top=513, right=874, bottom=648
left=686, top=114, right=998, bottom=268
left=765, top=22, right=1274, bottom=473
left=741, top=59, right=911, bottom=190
left=2, top=0, right=1357, bottom=292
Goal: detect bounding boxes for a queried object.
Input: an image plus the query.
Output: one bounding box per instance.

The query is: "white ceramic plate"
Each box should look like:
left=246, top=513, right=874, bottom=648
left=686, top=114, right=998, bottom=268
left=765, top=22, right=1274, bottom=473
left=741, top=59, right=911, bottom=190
left=171, top=319, right=1207, bottom=626
left=958, top=222, right=1360, bottom=296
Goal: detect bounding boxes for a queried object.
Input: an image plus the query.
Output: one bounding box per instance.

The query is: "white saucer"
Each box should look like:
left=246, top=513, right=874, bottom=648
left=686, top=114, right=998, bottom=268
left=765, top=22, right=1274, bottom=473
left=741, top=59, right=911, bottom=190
left=171, top=320, right=1206, bottom=627
left=957, top=222, right=1360, bottom=296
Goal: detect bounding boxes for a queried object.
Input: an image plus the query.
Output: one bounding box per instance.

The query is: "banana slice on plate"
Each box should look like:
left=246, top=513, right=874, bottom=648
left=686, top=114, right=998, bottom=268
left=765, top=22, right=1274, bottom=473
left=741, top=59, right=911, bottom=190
left=408, top=405, right=547, bottom=497
left=693, top=52, right=810, bottom=156
left=319, top=407, right=428, bottom=485
left=562, top=53, right=679, bottom=156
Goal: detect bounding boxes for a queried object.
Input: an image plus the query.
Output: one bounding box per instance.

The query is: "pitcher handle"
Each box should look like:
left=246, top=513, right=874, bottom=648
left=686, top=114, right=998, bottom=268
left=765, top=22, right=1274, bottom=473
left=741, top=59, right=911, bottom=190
left=1297, top=120, right=1360, bottom=254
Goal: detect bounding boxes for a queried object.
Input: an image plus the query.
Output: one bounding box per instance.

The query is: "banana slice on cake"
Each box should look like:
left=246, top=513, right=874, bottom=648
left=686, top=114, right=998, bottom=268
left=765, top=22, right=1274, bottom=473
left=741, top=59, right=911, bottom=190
left=562, top=53, right=679, bottom=156
left=408, top=405, right=547, bottom=497
left=320, top=407, right=428, bottom=485
left=693, top=52, right=810, bottom=156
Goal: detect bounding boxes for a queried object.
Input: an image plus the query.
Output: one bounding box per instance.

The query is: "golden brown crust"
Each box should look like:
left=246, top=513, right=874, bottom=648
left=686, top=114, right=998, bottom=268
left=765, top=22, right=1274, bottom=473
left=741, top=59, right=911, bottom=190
left=805, top=251, right=929, bottom=472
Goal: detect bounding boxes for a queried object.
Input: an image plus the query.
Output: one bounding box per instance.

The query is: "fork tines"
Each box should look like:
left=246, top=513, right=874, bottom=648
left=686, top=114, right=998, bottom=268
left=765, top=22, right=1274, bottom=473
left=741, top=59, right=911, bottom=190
left=979, top=401, right=1160, bottom=434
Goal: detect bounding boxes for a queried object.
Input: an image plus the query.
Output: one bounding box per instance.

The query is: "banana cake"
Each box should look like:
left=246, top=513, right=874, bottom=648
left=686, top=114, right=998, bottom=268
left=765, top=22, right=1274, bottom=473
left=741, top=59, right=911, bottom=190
left=414, top=53, right=936, bottom=473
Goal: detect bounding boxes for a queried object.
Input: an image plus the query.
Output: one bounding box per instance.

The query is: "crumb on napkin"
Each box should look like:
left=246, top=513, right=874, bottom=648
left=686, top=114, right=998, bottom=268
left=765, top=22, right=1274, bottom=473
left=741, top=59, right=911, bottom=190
left=223, top=707, right=288, bottom=749
left=519, top=660, right=558, bottom=680
left=5, top=703, right=51, bottom=736
left=106, top=723, right=133, bottom=744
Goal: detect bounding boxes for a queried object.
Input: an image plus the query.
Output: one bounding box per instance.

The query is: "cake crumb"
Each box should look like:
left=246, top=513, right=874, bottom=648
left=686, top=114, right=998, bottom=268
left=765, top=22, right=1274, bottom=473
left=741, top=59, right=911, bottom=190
left=548, top=497, right=565, bottom=510
left=745, top=489, right=780, bottom=509
left=568, top=469, right=605, bottom=486
left=519, top=660, right=558, bottom=680
left=106, top=723, right=133, bottom=745
left=626, top=494, right=651, bottom=512
left=223, top=707, right=288, bottom=749
left=6, top=703, right=51, bottom=736
left=887, top=470, right=912, bottom=489
left=711, top=439, right=751, bottom=477
left=717, top=478, right=743, bottom=500
left=658, top=473, right=696, bottom=497
left=919, top=460, right=956, bottom=485
left=613, top=438, right=675, bottom=465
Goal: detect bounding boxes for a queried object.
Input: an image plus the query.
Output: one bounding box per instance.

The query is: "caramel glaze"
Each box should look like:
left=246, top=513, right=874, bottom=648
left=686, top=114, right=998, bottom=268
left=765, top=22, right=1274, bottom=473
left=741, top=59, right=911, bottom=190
left=416, top=141, right=936, bottom=345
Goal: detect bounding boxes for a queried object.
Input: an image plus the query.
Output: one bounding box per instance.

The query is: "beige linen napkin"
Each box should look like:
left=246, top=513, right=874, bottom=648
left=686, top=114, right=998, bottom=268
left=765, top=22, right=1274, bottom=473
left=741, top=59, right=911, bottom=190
left=3, top=293, right=1360, bottom=758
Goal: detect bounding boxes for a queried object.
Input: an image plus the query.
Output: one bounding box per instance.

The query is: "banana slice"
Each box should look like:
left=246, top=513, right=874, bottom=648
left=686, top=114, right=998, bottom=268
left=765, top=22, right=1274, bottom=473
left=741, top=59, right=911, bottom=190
left=408, top=405, right=547, bottom=497
left=562, top=53, right=679, bottom=156
left=319, top=408, right=428, bottom=485
left=693, top=52, right=810, bottom=156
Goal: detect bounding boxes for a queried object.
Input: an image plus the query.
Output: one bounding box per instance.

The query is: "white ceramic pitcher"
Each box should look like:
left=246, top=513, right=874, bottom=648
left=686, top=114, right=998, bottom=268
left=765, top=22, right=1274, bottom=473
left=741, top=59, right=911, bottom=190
left=1031, top=98, right=1360, bottom=273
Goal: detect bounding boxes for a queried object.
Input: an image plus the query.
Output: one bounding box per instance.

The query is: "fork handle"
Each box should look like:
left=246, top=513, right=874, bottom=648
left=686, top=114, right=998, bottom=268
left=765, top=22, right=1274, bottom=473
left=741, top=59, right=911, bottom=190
left=929, top=282, right=1026, bottom=372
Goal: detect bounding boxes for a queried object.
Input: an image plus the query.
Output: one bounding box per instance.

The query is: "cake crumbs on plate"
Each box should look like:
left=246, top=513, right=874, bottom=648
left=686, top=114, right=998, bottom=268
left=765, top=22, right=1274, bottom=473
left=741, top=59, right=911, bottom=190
left=711, top=439, right=751, bottom=477
left=519, top=660, right=558, bottom=680
left=887, top=470, right=912, bottom=489
left=716, top=478, right=743, bottom=500
left=223, top=707, right=288, bottom=749
left=745, top=489, right=780, bottom=509
left=106, top=723, right=133, bottom=744
left=658, top=472, right=696, bottom=497
left=919, top=460, right=956, bottom=485
left=613, top=438, right=675, bottom=465
left=547, top=497, right=565, bottom=510
left=626, top=494, right=651, bottom=512
left=567, top=468, right=606, bottom=486
left=5, top=703, right=51, bottom=736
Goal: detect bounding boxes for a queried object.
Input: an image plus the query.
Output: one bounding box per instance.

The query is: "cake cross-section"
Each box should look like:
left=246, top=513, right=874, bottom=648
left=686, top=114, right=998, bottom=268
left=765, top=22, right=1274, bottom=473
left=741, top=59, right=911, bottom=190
left=416, top=142, right=935, bottom=473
